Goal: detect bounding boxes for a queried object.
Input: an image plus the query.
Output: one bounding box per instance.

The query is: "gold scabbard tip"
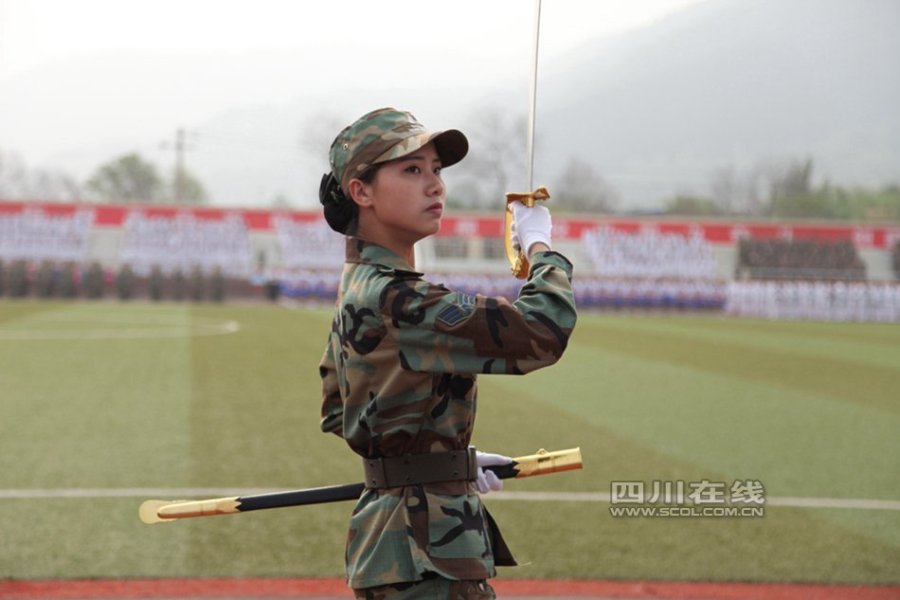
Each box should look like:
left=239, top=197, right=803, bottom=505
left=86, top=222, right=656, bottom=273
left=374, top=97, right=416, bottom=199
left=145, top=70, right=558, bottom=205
left=139, top=497, right=242, bottom=524
left=139, top=500, right=180, bottom=525
left=156, top=497, right=241, bottom=520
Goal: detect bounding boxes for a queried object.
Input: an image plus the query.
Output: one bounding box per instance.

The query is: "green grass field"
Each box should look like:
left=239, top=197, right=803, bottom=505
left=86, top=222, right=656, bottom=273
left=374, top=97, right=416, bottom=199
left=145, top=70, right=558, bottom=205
left=1, top=300, right=898, bottom=584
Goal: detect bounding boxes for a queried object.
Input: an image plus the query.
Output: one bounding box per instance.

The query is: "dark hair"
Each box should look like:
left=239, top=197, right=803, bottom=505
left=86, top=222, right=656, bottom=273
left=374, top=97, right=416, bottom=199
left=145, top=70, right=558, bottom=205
left=319, top=172, right=356, bottom=234
left=318, top=165, right=381, bottom=235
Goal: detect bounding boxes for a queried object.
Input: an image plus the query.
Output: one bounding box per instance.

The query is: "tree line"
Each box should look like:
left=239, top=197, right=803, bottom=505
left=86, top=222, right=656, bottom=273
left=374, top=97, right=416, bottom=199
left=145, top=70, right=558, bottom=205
left=664, top=158, right=900, bottom=222
left=0, top=148, right=208, bottom=205
left=413, top=110, right=898, bottom=222
left=1, top=108, right=897, bottom=221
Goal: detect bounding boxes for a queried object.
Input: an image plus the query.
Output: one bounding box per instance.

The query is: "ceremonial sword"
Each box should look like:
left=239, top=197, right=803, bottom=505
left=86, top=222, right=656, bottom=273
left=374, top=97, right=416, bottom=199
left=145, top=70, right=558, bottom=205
left=140, top=447, right=581, bottom=524
left=504, top=0, right=550, bottom=278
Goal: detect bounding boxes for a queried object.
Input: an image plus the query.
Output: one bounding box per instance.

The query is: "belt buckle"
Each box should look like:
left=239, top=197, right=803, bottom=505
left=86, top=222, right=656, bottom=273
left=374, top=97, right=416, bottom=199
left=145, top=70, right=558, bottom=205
left=466, top=447, right=478, bottom=482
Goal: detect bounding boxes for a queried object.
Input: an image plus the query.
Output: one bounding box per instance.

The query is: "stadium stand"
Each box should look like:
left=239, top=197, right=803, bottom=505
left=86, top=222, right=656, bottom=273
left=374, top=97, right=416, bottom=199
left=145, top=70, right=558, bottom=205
left=0, top=206, right=92, bottom=263
left=274, top=217, right=344, bottom=270
left=736, top=238, right=866, bottom=281
left=725, top=279, right=900, bottom=322
left=271, top=218, right=345, bottom=301
left=581, top=227, right=718, bottom=280
left=277, top=268, right=340, bottom=301
left=575, top=227, right=724, bottom=309
left=2, top=200, right=898, bottom=321
left=119, top=212, right=253, bottom=277
left=574, top=277, right=726, bottom=311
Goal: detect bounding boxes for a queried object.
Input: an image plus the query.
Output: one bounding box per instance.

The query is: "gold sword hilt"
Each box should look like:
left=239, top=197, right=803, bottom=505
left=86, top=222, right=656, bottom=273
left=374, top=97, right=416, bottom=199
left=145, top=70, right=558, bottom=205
left=504, top=186, right=550, bottom=279
left=508, top=446, right=582, bottom=477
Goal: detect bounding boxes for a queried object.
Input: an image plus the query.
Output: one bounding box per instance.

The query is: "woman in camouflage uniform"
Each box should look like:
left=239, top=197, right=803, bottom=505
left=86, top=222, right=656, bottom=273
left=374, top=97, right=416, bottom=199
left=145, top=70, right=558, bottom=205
left=318, top=108, right=576, bottom=599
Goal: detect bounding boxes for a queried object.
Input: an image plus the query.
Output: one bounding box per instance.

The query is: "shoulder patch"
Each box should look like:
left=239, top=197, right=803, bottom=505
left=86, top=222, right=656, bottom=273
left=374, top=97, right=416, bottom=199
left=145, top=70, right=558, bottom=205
left=436, top=293, right=476, bottom=327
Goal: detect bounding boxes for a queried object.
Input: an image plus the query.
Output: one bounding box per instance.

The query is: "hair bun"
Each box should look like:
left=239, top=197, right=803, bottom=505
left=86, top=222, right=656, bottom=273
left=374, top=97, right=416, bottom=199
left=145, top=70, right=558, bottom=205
left=319, top=172, right=357, bottom=234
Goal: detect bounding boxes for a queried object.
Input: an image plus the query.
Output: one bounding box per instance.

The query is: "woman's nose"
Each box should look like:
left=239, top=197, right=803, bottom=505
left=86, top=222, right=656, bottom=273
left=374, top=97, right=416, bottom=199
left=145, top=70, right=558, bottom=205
left=427, top=173, right=444, bottom=196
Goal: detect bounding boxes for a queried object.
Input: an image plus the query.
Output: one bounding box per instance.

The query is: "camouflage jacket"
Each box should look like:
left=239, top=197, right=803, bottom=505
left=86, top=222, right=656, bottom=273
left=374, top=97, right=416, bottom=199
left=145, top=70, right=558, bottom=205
left=320, top=237, right=576, bottom=589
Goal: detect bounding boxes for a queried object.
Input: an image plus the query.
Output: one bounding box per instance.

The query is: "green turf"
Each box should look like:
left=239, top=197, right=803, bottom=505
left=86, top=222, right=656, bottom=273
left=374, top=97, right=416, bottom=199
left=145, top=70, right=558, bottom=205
left=0, top=301, right=898, bottom=583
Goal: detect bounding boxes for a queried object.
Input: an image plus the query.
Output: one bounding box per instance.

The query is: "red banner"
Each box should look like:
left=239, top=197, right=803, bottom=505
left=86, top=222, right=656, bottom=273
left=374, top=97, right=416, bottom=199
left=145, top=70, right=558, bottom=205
left=2, top=201, right=899, bottom=249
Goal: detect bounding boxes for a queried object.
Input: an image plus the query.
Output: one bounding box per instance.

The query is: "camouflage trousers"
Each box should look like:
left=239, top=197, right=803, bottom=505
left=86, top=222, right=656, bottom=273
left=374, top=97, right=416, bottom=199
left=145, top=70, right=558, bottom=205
left=353, top=575, right=495, bottom=600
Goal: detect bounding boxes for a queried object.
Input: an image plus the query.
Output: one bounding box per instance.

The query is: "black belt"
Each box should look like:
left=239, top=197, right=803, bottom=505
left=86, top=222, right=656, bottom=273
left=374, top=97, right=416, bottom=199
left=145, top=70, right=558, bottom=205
left=362, top=448, right=478, bottom=489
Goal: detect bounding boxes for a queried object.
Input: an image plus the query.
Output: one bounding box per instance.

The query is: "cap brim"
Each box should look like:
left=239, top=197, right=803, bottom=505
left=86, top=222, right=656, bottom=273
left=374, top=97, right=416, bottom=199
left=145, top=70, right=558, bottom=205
left=372, top=129, right=469, bottom=168
left=429, top=129, right=469, bottom=168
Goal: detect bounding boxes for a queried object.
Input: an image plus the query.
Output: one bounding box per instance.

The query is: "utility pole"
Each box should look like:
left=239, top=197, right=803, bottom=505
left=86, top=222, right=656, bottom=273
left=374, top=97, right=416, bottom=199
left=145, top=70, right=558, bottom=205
left=174, top=127, right=185, bottom=205
left=161, top=127, right=192, bottom=205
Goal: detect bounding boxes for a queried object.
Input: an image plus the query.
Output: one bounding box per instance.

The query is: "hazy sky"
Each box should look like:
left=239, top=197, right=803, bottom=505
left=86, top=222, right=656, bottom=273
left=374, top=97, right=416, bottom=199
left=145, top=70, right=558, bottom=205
left=0, top=0, right=709, bottom=207
left=0, top=0, right=704, bottom=82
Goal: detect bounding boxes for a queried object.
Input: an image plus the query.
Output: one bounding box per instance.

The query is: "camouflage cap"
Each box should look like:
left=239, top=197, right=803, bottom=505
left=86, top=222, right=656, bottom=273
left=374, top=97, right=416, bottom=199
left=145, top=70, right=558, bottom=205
left=329, top=108, right=469, bottom=193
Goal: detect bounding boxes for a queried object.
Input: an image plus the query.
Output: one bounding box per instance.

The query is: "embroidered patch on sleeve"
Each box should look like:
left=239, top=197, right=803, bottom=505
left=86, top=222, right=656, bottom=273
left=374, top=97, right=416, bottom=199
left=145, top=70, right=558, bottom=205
left=436, top=293, right=476, bottom=327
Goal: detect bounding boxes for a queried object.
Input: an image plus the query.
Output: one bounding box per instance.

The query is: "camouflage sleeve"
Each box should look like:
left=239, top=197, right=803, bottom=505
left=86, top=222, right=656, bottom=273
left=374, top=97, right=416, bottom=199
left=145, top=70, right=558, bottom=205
left=319, top=334, right=344, bottom=436
left=381, top=251, right=576, bottom=375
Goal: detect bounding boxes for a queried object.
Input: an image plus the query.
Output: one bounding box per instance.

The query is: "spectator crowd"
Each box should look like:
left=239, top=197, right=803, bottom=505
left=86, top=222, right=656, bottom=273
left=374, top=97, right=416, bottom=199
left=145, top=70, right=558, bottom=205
left=274, top=218, right=344, bottom=270
left=120, top=212, right=252, bottom=277
left=737, top=238, right=866, bottom=281
left=582, top=227, right=718, bottom=280
left=0, top=207, right=92, bottom=263
left=3, top=208, right=898, bottom=322
left=726, top=280, right=900, bottom=322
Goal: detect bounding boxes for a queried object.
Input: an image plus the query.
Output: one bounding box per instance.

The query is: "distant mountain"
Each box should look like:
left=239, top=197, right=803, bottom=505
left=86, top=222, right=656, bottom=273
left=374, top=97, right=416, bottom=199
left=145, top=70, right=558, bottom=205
left=536, top=0, right=900, bottom=208
left=2, top=0, right=897, bottom=211
left=0, top=48, right=485, bottom=208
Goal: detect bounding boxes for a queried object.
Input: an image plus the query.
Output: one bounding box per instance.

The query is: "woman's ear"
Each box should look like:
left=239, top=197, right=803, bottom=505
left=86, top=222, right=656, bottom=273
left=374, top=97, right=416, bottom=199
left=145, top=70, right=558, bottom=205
left=347, top=179, right=374, bottom=208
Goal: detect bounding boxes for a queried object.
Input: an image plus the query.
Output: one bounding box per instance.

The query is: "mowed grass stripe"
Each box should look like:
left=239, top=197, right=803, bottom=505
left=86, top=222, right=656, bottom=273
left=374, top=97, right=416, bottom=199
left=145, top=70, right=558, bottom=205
left=0, top=303, right=196, bottom=487
left=476, top=316, right=900, bottom=581
left=0, top=300, right=52, bottom=325
left=183, top=305, right=353, bottom=577
left=520, top=317, right=900, bottom=498
left=1, top=303, right=898, bottom=583
left=488, top=501, right=900, bottom=583
left=186, top=305, right=352, bottom=488
left=602, top=315, right=900, bottom=371
left=0, top=302, right=195, bottom=577
left=658, top=314, right=900, bottom=347
left=571, top=316, right=899, bottom=413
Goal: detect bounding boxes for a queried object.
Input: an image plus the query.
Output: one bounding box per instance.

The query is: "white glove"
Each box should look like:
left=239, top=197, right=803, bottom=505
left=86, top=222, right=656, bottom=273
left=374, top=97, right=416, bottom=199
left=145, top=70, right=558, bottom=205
left=511, top=202, right=552, bottom=256
left=474, top=450, right=513, bottom=494
left=509, top=220, right=522, bottom=256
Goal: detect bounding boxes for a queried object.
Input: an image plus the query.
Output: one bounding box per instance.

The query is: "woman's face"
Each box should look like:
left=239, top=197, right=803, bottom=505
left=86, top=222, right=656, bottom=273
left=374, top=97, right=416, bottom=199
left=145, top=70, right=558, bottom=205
left=353, top=141, right=446, bottom=249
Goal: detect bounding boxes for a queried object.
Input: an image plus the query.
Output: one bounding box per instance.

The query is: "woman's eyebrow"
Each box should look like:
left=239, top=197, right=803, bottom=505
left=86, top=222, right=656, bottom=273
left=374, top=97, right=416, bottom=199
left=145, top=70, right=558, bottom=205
left=395, top=154, right=442, bottom=165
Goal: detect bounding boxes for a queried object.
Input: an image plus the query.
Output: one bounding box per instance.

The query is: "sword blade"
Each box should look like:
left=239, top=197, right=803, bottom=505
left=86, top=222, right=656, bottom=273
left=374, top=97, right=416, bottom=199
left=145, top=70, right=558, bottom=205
left=526, top=0, right=543, bottom=191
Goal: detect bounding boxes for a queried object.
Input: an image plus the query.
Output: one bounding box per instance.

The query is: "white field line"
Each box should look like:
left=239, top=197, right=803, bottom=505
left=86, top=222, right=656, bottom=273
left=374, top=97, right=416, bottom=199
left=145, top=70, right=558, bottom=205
left=1, top=488, right=899, bottom=511
left=0, top=320, right=239, bottom=340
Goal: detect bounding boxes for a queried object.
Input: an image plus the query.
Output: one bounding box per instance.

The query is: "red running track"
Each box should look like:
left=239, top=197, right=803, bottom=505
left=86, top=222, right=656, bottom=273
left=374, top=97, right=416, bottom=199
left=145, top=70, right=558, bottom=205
left=1, top=579, right=899, bottom=599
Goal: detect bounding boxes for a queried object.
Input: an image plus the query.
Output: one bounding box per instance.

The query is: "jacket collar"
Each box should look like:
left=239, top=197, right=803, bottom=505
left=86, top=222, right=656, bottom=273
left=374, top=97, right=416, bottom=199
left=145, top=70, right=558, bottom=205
left=345, top=237, right=420, bottom=274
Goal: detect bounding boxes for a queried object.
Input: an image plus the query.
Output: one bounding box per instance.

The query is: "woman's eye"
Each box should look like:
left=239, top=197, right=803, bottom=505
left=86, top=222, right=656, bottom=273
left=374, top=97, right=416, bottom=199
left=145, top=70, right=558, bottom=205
left=406, top=165, right=421, bottom=174
left=434, top=167, right=442, bottom=176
